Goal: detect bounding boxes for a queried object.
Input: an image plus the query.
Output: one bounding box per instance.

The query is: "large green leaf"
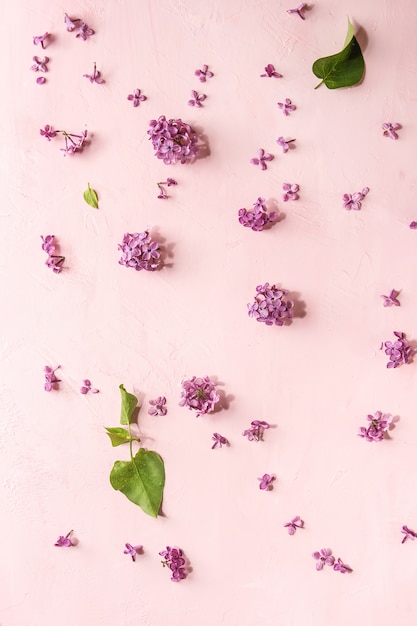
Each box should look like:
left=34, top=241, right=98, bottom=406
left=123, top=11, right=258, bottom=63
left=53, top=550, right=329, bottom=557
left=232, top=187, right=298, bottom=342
left=119, top=384, right=138, bottom=425
left=109, top=448, right=165, bottom=518
left=312, top=19, right=364, bottom=89
left=105, top=427, right=138, bottom=447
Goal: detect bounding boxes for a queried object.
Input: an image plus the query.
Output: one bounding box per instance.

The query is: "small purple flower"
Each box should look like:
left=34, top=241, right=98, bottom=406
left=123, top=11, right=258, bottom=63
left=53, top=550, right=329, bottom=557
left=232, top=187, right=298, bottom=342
left=148, top=115, right=199, bottom=165
left=83, top=62, right=105, bottom=84
left=401, top=525, right=417, bottom=544
left=179, top=376, right=220, bottom=417
left=36, top=76, right=46, bottom=85
left=156, top=179, right=177, bottom=199
left=248, top=282, right=294, bottom=327
left=118, top=230, right=162, bottom=272
left=312, top=548, right=335, bottom=571
left=358, top=411, right=394, bottom=442
left=342, top=187, right=369, bottom=210
left=194, top=64, right=213, bottom=82
left=159, top=546, right=188, bottom=582
left=238, top=197, right=278, bottom=231
left=250, top=148, right=274, bottom=170
left=76, top=22, right=95, bottom=40
left=383, top=122, right=401, bottom=140
left=276, top=136, right=296, bottom=153
left=383, top=331, right=413, bottom=368
left=30, top=56, right=49, bottom=72
left=410, top=221, right=417, bottom=229
left=242, top=420, right=270, bottom=442
left=33, top=32, right=50, bottom=49
left=127, top=88, right=147, bottom=107
left=148, top=396, right=167, bottom=416
left=41, top=235, right=65, bottom=273
left=124, top=543, right=143, bottom=561
left=284, top=516, right=304, bottom=535
left=64, top=13, right=80, bottom=32
left=282, top=183, right=299, bottom=202
left=80, top=379, right=99, bottom=395
left=61, top=130, right=88, bottom=155
left=333, top=558, right=353, bottom=574
left=260, top=64, right=282, bottom=78
left=277, top=98, right=296, bottom=116
left=258, top=473, right=275, bottom=490
left=55, top=530, right=73, bottom=547
left=211, top=433, right=229, bottom=449
left=44, top=365, right=61, bottom=391
left=40, top=125, right=57, bottom=141
left=188, top=90, right=206, bottom=108
left=381, top=289, right=400, bottom=307
left=287, top=2, right=307, bottom=19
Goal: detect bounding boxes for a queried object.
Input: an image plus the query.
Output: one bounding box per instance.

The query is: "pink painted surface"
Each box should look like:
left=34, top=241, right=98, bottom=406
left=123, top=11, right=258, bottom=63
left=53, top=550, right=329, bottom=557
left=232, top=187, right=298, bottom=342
left=1, top=1, right=417, bottom=624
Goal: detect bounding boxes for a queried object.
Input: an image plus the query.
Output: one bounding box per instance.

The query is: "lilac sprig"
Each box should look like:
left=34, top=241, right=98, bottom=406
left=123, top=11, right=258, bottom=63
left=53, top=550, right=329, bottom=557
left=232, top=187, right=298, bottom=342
left=188, top=90, right=207, bottom=108
left=282, top=183, right=299, bottom=202
left=343, top=187, right=369, bottom=210
left=124, top=543, right=143, bottom=561
left=358, top=411, right=393, bottom=442
left=179, top=376, right=220, bottom=417
left=284, top=516, right=304, bottom=535
left=44, top=365, right=61, bottom=391
left=401, top=525, right=417, bottom=543
left=383, top=122, right=401, bottom=140
left=250, top=148, right=274, bottom=170
left=242, top=420, right=270, bottom=442
left=248, top=283, right=294, bottom=326
left=83, top=62, right=104, bottom=84
left=211, top=433, right=229, bottom=449
left=238, top=197, right=278, bottom=231
left=118, top=230, right=162, bottom=272
left=40, top=125, right=88, bottom=155
left=159, top=546, right=187, bottom=582
left=33, top=32, right=50, bottom=49
left=127, top=89, right=147, bottom=107
left=260, top=64, right=282, bottom=78
left=383, top=331, right=413, bottom=368
left=148, top=396, right=167, bottom=416
left=258, top=474, right=275, bottom=490
left=381, top=289, right=400, bottom=307
left=277, top=136, right=296, bottom=153
left=55, top=530, right=73, bottom=547
left=41, top=235, right=65, bottom=273
left=148, top=115, right=199, bottom=165
left=194, top=64, right=213, bottom=82
left=157, top=178, right=177, bottom=199
left=277, top=98, right=296, bottom=116
left=80, top=379, right=99, bottom=394
left=64, top=13, right=94, bottom=40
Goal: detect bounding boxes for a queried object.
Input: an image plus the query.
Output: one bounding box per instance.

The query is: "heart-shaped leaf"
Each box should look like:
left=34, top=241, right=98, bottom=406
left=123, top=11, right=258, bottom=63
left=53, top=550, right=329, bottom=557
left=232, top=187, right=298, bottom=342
left=110, top=448, right=165, bottom=517
left=105, top=426, right=139, bottom=447
left=83, top=183, right=99, bottom=208
left=312, top=19, right=364, bottom=89
left=119, top=384, right=138, bottom=425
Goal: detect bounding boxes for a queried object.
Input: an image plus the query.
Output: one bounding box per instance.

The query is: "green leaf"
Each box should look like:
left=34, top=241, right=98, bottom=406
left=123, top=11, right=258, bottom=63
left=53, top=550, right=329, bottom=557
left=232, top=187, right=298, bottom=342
left=83, top=183, right=99, bottom=208
left=105, top=427, right=138, bottom=447
left=109, top=448, right=165, bottom=517
left=312, top=19, right=365, bottom=89
left=119, top=384, right=138, bottom=425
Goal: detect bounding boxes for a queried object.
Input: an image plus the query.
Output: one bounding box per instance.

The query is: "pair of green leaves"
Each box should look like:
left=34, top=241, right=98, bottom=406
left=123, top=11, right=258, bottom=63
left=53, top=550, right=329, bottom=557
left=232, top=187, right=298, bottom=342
left=312, top=19, right=364, bottom=89
left=106, top=385, right=165, bottom=518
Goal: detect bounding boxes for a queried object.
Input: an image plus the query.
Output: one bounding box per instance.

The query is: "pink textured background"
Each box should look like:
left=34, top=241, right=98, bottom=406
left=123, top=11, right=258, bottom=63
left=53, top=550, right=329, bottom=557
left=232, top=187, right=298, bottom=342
left=2, top=1, right=417, bottom=624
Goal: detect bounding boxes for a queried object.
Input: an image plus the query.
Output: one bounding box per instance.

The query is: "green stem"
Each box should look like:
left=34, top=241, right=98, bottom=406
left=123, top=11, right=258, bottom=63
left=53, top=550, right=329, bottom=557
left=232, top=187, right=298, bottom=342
left=314, top=80, right=324, bottom=89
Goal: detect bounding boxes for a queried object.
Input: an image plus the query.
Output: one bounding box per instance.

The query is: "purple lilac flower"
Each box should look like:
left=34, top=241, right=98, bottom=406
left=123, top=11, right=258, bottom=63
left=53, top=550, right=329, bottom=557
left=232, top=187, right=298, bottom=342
left=282, top=183, right=299, bottom=202
left=127, top=88, right=147, bottom=107
left=159, top=546, right=187, bottom=582
left=333, top=558, right=353, bottom=574
left=287, top=2, right=307, bottom=19
left=188, top=90, right=207, bottom=108
left=83, top=62, right=104, bottom=84
left=40, top=125, right=57, bottom=140
left=258, top=473, right=275, bottom=490
left=312, top=549, right=335, bottom=571
left=80, top=379, right=99, bottom=394
left=401, top=525, right=417, bottom=543
left=157, top=178, right=177, bottom=199
left=238, top=197, right=278, bottom=231
left=211, top=433, right=229, bottom=449
left=179, top=376, right=220, bottom=417
left=358, top=411, right=393, bottom=442
left=260, top=64, right=282, bottom=78
left=41, top=235, right=65, bottom=273
left=30, top=56, right=49, bottom=72
left=276, top=136, right=296, bottom=153
left=124, top=543, right=143, bottom=561
left=118, top=230, right=162, bottom=272
left=33, top=32, right=50, bottom=48
left=148, top=115, right=199, bottom=165
left=148, top=396, right=167, bottom=416
left=242, top=420, right=270, bottom=441
left=277, top=98, right=296, bottom=116
left=410, top=221, right=417, bottom=229
left=36, top=77, right=46, bottom=85
left=76, top=22, right=95, bottom=40
left=383, top=122, right=401, bottom=140
left=55, top=530, right=73, bottom=547
left=248, top=282, right=294, bottom=326
left=194, top=64, right=214, bottom=82
left=44, top=365, right=61, bottom=391
left=342, top=187, right=369, bottom=210
left=64, top=13, right=80, bottom=32
left=284, top=516, right=304, bottom=535
left=383, top=331, right=413, bottom=368
left=381, top=289, right=400, bottom=307
left=61, top=130, right=88, bottom=155
left=250, top=148, right=274, bottom=170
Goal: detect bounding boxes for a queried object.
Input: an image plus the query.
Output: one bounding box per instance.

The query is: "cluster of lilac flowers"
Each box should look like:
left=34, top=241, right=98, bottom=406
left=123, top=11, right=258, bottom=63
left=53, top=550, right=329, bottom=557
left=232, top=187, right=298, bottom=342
left=64, top=13, right=95, bottom=40
left=342, top=187, right=369, bottom=210
left=159, top=546, right=187, bottom=582
left=40, top=125, right=89, bottom=155
left=148, top=396, right=167, bottom=416
left=242, top=420, right=270, bottom=441
left=147, top=115, right=199, bottom=165
left=41, top=235, right=65, bottom=273
left=258, top=473, right=275, bottom=490
left=238, top=197, right=278, bottom=231
left=118, top=230, right=162, bottom=272
left=248, top=283, right=294, bottom=326
left=44, top=365, right=61, bottom=391
left=358, top=411, right=393, bottom=442
left=383, top=331, right=413, bottom=368
left=284, top=516, right=304, bottom=535
left=179, top=376, right=220, bottom=417
left=157, top=178, right=177, bottom=199
left=313, top=549, right=352, bottom=573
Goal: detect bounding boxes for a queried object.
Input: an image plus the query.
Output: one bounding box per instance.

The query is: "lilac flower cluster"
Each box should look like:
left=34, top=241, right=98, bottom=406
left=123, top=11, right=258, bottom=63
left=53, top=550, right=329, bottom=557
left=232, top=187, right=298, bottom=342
left=148, top=396, right=167, bottom=416
left=148, top=115, right=199, bottom=165
left=238, top=197, right=278, bottom=231
left=127, top=89, right=147, bottom=107
left=179, top=376, right=220, bottom=417
left=258, top=473, right=275, bottom=490
left=44, top=365, right=61, bottom=391
left=159, top=546, right=187, bottom=582
left=358, top=411, right=393, bottom=442
left=383, top=331, right=413, bottom=368
left=211, top=433, right=229, bottom=449
left=64, top=13, right=95, bottom=40
left=313, top=549, right=352, bottom=573
left=284, top=516, right=304, bottom=535
left=118, top=230, right=162, bottom=272
left=124, top=543, right=143, bottom=561
left=247, top=283, right=294, bottom=326
left=242, top=420, right=270, bottom=441
left=40, top=125, right=88, bottom=155
left=41, top=235, right=65, bottom=273
left=342, top=187, right=369, bottom=210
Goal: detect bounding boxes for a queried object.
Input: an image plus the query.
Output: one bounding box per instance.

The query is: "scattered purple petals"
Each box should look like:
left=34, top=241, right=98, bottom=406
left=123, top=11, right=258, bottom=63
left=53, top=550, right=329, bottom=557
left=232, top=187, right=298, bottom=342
left=276, top=136, right=296, bottom=153
left=383, top=331, right=413, bottom=368
left=333, top=558, right=353, bottom=574
left=83, top=62, right=105, bottom=84
left=188, top=90, right=207, bottom=108
left=238, top=197, right=278, bottom=231
left=401, top=525, right=417, bottom=544
left=55, top=530, right=73, bottom=547
left=44, top=365, right=61, bottom=391
left=41, top=235, right=65, bottom=273
left=80, top=379, right=99, bottom=395
left=159, top=546, right=188, bottom=582
left=358, top=411, right=393, bottom=442
left=127, top=89, right=147, bottom=107
left=30, top=56, right=49, bottom=72
left=380, top=289, right=400, bottom=307
left=260, top=64, right=282, bottom=78
left=282, top=183, right=299, bottom=202
left=148, top=115, right=199, bottom=165
left=148, top=396, right=167, bottom=416
left=250, top=148, right=274, bottom=170
left=211, top=433, right=229, bottom=449
left=118, top=230, right=162, bottom=272
left=342, top=187, right=369, bottom=210
left=284, top=516, right=304, bottom=535
left=277, top=98, right=296, bottom=116
left=410, top=221, right=417, bottom=229
left=287, top=3, right=307, bottom=19
left=383, top=122, right=401, bottom=140
left=179, top=376, right=220, bottom=417
left=194, top=64, right=213, bottom=82
left=248, top=282, right=294, bottom=326
left=36, top=76, right=47, bottom=85
left=124, top=543, right=143, bottom=561
left=258, top=473, right=275, bottom=490
left=33, top=32, right=50, bottom=49
left=242, top=420, right=270, bottom=442
left=312, top=548, right=335, bottom=571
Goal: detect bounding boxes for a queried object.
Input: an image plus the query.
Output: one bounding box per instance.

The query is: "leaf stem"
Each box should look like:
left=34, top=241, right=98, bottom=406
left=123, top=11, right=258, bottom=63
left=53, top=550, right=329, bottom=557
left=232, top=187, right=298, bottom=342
left=314, top=80, right=324, bottom=89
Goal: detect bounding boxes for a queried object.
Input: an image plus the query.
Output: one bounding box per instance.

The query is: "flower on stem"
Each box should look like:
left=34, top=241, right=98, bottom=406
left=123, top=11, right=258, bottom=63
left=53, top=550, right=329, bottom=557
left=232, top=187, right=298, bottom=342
left=383, top=122, right=401, bottom=140
left=250, top=148, right=274, bottom=170
left=358, top=411, right=393, bottom=442
left=211, top=433, right=229, bottom=449
left=401, top=525, right=417, bottom=543
left=258, top=473, right=275, bottom=490
left=188, top=90, right=206, bottom=108
left=282, top=183, right=299, bottom=202
left=312, top=548, right=335, bottom=571
left=124, top=543, right=143, bottom=561
left=383, top=331, right=413, bottom=368
left=33, top=32, right=50, bottom=48
left=44, top=365, right=61, bottom=391
left=118, top=230, right=162, bottom=272
left=80, top=379, right=99, bottom=394
left=287, top=3, right=307, bottom=19
left=64, top=13, right=80, bottom=32
left=277, top=98, right=296, bottom=116
left=238, top=197, right=278, bottom=231
left=380, top=289, right=400, bottom=307
left=41, top=235, right=65, bottom=273
left=159, top=546, right=187, bottom=582
left=194, top=64, right=214, bottom=82
left=148, top=396, right=167, bottom=416
left=83, top=62, right=105, bottom=84
left=284, top=516, right=304, bottom=535
left=333, top=558, right=353, bottom=574
left=127, top=88, right=147, bottom=107
left=260, top=64, right=282, bottom=78
left=60, top=130, right=89, bottom=155
left=156, top=178, right=177, bottom=199
left=55, top=530, right=73, bottom=547
left=276, top=136, right=296, bottom=153
left=242, top=420, right=270, bottom=441
left=148, top=115, right=199, bottom=165
left=248, top=282, right=294, bottom=326
left=40, top=125, right=57, bottom=141
left=342, top=187, right=369, bottom=210
left=30, top=56, right=49, bottom=72
left=179, top=376, right=220, bottom=417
